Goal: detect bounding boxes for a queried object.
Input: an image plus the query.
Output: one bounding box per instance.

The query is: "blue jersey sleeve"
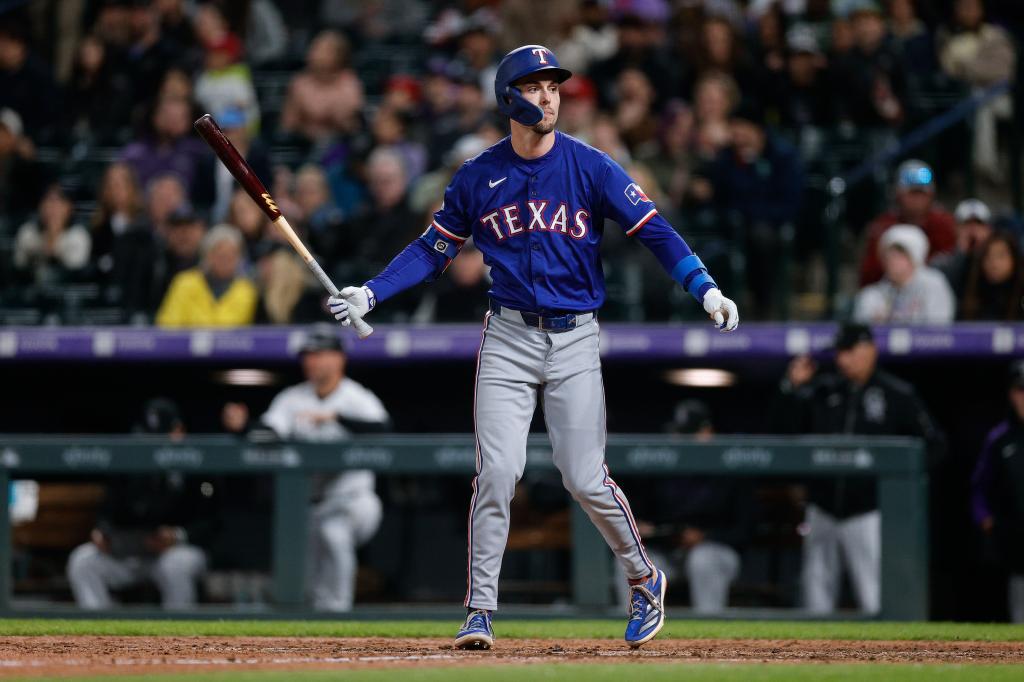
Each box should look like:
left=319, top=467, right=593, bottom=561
left=599, top=158, right=717, bottom=303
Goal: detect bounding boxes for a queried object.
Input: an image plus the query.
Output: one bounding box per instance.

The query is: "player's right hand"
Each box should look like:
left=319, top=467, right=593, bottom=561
left=702, top=288, right=739, bottom=332
left=328, top=286, right=374, bottom=326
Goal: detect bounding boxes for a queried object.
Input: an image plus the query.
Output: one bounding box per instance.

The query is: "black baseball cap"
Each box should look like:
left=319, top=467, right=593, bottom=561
left=664, top=400, right=713, bottom=435
left=1009, top=360, right=1024, bottom=389
left=139, top=397, right=183, bottom=434
left=301, top=323, right=345, bottom=354
left=834, top=323, right=874, bottom=350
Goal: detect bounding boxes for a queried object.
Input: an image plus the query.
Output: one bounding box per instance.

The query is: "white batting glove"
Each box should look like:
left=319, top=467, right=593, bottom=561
left=702, top=288, right=739, bottom=332
left=328, top=286, right=375, bottom=327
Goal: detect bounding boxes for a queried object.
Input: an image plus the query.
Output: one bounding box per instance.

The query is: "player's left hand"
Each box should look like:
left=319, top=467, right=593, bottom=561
left=702, top=288, right=739, bottom=332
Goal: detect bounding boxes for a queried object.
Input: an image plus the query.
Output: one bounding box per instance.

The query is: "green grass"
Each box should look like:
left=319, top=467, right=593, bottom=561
left=1, top=618, right=1023, bottom=641
left=23, top=665, right=1024, bottom=682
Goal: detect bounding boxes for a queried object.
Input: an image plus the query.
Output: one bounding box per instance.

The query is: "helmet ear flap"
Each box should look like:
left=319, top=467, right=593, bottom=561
left=504, top=84, right=544, bottom=127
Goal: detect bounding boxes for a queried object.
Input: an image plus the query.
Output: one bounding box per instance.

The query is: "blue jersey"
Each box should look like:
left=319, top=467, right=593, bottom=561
left=365, top=133, right=716, bottom=314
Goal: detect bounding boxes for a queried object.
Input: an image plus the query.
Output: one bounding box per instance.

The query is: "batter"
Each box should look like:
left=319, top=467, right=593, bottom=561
left=328, top=45, right=739, bottom=649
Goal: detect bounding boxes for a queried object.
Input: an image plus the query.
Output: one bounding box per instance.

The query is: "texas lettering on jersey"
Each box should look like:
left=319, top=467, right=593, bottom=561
left=478, top=201, right=591, bottom=241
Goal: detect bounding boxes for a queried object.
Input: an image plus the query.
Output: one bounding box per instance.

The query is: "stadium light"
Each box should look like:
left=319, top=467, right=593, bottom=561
left=663, top=368, right=736, bottom=387
left=215, top=369, right=280, bottom=386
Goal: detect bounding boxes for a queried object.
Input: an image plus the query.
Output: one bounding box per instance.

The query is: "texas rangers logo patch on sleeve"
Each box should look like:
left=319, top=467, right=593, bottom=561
left=625, top=183, right=651, bottom=206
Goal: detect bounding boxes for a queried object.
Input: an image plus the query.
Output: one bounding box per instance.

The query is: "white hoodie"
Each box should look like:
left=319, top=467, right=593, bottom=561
left=853, top=224, right=956, bottom=324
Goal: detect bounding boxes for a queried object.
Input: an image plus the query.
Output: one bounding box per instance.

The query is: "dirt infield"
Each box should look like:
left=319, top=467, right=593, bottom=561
left=0, top=636, right=1022, bottom=677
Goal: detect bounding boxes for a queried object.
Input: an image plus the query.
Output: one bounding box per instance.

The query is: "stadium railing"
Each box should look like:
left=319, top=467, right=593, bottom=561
left=0, top=434, right=927, bottom=620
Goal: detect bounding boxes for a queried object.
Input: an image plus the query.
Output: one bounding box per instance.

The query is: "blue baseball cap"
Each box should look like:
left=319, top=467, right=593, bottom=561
left=896, top=159, right=934, bottom=191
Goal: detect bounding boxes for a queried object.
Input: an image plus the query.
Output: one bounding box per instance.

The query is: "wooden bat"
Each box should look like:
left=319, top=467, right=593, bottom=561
left=193, top=113, right=373, bottom=338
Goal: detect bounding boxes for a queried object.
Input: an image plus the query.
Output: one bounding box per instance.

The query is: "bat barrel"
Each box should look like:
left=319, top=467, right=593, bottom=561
left=194, top=114, right=282, bottom=221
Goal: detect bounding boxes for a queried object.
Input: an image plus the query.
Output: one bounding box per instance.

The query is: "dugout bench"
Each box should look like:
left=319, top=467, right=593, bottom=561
left=0, top=435, right=928, bottom=620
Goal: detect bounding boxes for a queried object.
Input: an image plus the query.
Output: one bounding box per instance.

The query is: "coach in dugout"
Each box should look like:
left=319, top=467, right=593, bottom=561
left=775, top=323, right=944, bottom=613
left=222, top=324, right=390, bottom=611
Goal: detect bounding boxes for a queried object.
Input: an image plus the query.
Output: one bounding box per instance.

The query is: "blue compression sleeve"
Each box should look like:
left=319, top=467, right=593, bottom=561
left=364, top=239, right=449, bottom=303
left=631, top=212, right=717, bottom=303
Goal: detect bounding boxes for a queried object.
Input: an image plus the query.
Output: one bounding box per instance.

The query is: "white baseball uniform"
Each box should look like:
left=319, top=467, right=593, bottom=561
left=261, top=377, right=389, bottom=611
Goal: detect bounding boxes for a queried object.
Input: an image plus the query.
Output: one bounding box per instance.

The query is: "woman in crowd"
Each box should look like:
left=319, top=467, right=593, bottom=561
left=959, top=231, right=1024, bottom=321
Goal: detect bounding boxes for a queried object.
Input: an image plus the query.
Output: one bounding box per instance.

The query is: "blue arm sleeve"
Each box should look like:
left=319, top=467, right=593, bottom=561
left=364, top=238, right=450, bottom=304
left=633, top=212, right=717, bottom=303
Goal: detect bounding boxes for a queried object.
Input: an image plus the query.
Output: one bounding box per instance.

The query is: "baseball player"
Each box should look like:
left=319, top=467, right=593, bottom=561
left=225, top=324, right=389, bottom=610
left=328, top=45, right=739, bottom=648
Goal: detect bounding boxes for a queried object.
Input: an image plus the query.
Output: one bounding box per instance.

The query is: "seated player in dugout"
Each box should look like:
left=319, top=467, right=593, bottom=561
left=67, top=399, right=213, bottom=610
left=617, top=401, right=753, bottom=614
left=222, top=324, right=390, bottom=612
left=326, top=45, right=740, bottom=649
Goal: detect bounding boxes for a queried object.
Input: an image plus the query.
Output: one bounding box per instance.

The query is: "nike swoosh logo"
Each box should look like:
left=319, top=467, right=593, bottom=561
left=488, top=177, right=507, bottom=188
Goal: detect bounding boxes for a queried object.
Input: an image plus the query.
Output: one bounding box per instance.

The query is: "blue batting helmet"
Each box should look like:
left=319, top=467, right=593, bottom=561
left=494, top=45, right=572, bottom=126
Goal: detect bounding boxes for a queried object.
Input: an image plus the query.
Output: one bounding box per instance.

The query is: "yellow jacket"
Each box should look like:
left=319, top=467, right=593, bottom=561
left=156, top=268, right=258, bottom=327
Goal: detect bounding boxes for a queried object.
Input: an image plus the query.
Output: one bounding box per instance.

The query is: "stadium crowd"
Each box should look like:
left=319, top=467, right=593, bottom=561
left=0, top=0, right=1020, bottom=324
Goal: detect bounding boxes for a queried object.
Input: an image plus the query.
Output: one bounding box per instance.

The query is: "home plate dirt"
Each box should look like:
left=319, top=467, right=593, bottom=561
left=0, top=637, right=1022, bottom=677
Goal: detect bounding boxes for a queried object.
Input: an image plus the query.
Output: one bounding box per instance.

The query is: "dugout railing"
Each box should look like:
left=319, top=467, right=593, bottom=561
left=0, top=435, right=927, bottom=620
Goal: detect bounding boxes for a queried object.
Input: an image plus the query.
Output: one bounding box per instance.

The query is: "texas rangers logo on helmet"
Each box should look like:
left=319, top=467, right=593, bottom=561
left=624, top=183, right=651, bottom=206
left=531, top=47, right=550, bottom=64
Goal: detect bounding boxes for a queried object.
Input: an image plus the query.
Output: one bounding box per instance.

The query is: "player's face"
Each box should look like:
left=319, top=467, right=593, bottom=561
left=835, top=342, right=877, bottom=386
left=517, top=78, right=560, bottom=134
left=302, top=349, right=346, bottom=386
left=1010, top=385, right=1024, bottom=421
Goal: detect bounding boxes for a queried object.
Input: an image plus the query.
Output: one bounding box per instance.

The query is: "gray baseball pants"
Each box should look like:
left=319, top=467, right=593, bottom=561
left=465, top=309, right=653, bottom=611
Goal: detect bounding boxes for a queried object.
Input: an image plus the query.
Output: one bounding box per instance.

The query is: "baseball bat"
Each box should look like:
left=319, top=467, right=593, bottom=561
left=193, top=114, right=373, bottom=338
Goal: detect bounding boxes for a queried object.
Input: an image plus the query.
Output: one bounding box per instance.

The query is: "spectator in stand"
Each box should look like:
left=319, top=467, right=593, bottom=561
left=367, top=106, right=427, bottom=182
left=67, top=397, right=212, bottom=610
left=859, top=160, right=957, bottom=285
left=280, top=30, right=364, bottom=143
left=120, top=96, right=210, bottom=198
left=156, top=224, right=257, bottom=327
left=557, top=74, right=599, bottom=141
left=776, top=323, right=944, bottom=614
left=242, top=0, right=288, bottom=66
left=193, top=4, right=260, bottom=135
left=195, top=106, right=270, bottom=222
left=293, top=164, right=346, bottom=269
left=589, top=112, right=632, bottom=165
left=13, top=185, right=91, bottom=286
left=691, top=14, right=758, bottom=98
left=154, top=0, right=197, bottom=53
left=414, top=243, right=491, bottom=323
left=67, top=33, right=135, bottom=142
left=150, top=208, right=206, bottom=310
left=644, top=101, right=696, bottom=210
left=831, top=0, right=906, bottom=128
left=691, top=72, right=738, bottom=163
left=959, top=232, right=1024, bottom=321
left=589, top=6, right=677, bottom=110
left=972, top=360, right=1024, bottom=623
left=0, top=19, right=59, bottom=139
left=887, top=0, right=938, bottom=82
left=350, top=148, right=418, bottom=274
left=122, top=0, right=180, bottom=107
left=853, top=223, right=956, bottom=324
left=454, top=20, right=500, bottom=96
left=933, top=198, right=995, bottom=296
left=695, top=101, right=804, bottom=318
left=614, top=67, right=658, bottom=155
left=253, top=241, right=317, bottom=324
left=937, top=0, right=1016, bottom=181
left=90, top=162, right=148, bottom=282
left=0, top=108, right=49, bottom=227
left=550, top=0, right=618, bottom=75
left=145, top=172, right=189, bottom=238
left=774, top=25, right=834, bottom=130
left=227, top=188, right=272, bottom=265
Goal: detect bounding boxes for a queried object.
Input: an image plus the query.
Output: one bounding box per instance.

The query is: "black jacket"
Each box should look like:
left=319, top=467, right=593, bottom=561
left=972, top=415, right=1024, bottom=572
left=776, top=367, right=945, bottom=518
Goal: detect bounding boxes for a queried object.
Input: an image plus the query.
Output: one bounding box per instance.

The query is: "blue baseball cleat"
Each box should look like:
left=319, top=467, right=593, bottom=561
left=455, top=609, right=494, bottom=650
left=624, top=568, right=666, bottom=648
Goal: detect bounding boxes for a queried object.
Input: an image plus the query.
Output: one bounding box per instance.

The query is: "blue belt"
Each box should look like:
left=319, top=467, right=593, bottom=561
left=488, top=299, right=595, bottom=332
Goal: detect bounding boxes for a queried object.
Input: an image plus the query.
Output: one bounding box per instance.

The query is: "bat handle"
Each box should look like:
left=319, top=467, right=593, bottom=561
left=306, top=259, right=375, bottom=339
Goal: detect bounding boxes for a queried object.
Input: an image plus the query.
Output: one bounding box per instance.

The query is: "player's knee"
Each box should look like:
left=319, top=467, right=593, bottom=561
left=157, top=545, right=206, bottom=579
left=318, top=516, right=356, bottom=549
left=477, top=462, right=521, bottom=498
